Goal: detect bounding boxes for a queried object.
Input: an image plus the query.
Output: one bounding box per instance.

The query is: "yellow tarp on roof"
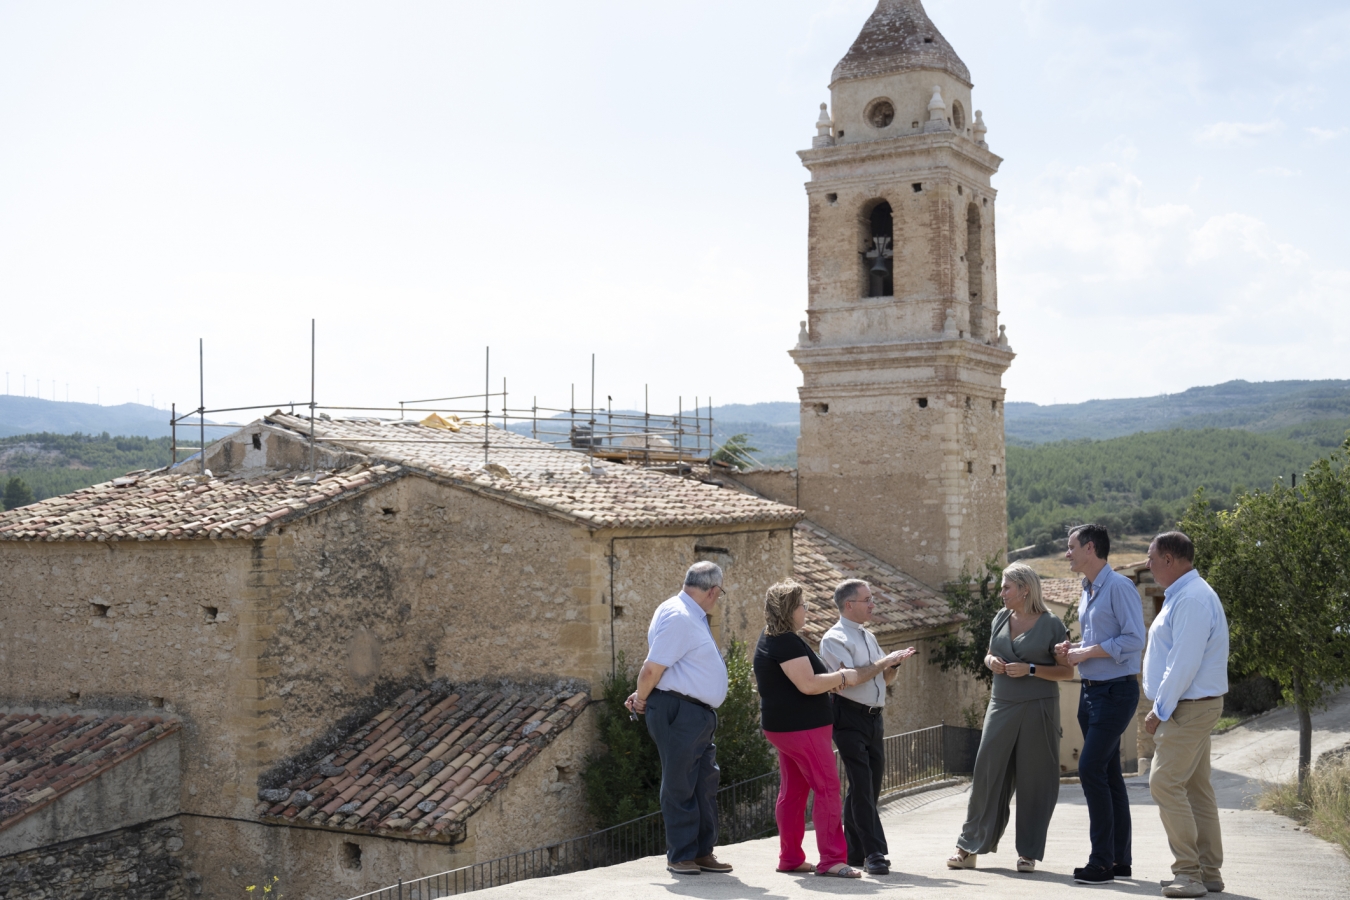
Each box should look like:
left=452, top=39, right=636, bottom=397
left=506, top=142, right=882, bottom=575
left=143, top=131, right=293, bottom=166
left=420, top=413, right=462, bottom=431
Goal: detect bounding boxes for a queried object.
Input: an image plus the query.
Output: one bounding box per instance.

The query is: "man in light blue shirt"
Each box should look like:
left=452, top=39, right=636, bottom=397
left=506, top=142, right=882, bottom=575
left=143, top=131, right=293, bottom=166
left=625, top=561, right=731, bottom=876
left=1143, top=531, right=1229, bottom=899
left=1054, top=523, right=1147, bottom=885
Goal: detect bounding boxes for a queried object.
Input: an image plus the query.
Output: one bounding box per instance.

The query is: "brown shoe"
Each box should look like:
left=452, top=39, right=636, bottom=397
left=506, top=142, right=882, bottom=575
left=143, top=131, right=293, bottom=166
left=694, top=854, right=733, bottom=873
left=667, top=859, right=699, bottom=875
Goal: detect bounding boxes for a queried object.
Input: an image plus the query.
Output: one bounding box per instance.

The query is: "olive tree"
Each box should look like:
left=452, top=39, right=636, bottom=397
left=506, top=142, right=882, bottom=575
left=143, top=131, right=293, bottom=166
left=1180, top=440, right=1350, bottom=795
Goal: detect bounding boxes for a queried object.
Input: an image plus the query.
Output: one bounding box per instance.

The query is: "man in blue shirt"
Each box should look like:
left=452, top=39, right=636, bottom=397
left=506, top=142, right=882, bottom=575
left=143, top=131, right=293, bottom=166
left=625, top=561, right=732, bottom=876
left=1055, top=524, right=1147, bottom=885
left=1143, top=531, right=1229, bottom=899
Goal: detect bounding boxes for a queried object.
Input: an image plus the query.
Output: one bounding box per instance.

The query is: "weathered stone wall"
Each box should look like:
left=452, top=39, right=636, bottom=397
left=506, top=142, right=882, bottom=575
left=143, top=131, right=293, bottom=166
left=873, top=637, right=979, bottom=736
left=0, top=730, right=180, bottom=858
left=0, top=818, right=189, bottom=900
left=608, top=527, right=795, bottom=670
left=0, top=540, right=258, bottom=819
left=723, top=469, right=798, bottom=510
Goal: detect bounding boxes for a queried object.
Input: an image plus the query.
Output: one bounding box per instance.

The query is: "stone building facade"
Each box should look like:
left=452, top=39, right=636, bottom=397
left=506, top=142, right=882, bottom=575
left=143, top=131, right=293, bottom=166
left=790, top=0, right=1014, bottom=590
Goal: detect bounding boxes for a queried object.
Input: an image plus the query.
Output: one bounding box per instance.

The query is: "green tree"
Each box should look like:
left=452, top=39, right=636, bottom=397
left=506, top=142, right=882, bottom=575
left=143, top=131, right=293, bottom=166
left=3, top=477, right=34, bottom=511
left=712, top=433, right=760, bottom=470
left=582, top=654, right=664, bottom=827
left=929, top=557, right=1005, bottom=689
left=582, top=643, right=775, bottom=828
left=1180, top=442, right=1350, bottom=796
left=712, top=639, right=774, bottom=786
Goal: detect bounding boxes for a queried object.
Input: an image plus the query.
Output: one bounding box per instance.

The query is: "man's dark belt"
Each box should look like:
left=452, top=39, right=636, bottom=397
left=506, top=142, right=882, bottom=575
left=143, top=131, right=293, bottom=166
left=1081, top=675, right=1132, bottom=687
left=654, top=689, right=714, bottom=712
left=1178, top=695, right=1222, bottom=703
left=837, top=695, right=883, bottom=716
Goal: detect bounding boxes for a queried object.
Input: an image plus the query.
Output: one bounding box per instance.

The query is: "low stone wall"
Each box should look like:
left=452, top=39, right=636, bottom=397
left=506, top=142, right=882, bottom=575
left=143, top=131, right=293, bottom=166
left=0, top=818, right=190, bottom=900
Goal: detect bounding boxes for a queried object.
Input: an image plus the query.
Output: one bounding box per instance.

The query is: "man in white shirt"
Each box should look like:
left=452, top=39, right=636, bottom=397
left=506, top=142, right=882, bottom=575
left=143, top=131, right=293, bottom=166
left=819, top=579, right=913, bottom=875
left=625, top=561, right=733, bottom=876
left=1143, top=531, right=1230, bottom=899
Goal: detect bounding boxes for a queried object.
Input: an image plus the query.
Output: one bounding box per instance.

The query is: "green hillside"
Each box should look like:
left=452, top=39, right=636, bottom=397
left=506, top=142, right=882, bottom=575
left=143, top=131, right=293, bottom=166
left=0, top=433, right=173, bottom=504
left=1005, top=420, right=1350, bottom=549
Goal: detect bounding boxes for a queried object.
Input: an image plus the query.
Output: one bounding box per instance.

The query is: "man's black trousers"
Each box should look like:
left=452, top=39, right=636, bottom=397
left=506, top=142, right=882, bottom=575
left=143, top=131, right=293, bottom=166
left=832, top=699, right=888, bottom=864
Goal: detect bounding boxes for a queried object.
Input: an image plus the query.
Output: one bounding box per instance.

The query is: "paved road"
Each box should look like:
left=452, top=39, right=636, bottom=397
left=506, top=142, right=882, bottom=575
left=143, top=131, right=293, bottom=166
left=473, top=692, right=1350, bottom=899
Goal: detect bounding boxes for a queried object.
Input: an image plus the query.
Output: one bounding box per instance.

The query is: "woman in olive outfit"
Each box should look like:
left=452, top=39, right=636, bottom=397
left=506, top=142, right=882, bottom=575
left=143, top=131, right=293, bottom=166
left=947, top=562, right=1075, bottom=873
left=753, top=580, right=862, bottom=877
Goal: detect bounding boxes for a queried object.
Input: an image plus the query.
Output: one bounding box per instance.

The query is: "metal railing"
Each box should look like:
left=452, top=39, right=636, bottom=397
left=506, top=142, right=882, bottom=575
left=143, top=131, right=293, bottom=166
left=343, top=724, right=977, bottom=900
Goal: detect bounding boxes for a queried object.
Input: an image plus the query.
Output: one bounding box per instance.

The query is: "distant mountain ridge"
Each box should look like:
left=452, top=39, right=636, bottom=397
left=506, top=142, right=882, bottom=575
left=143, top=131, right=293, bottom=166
left=0, top=396, right=179, bottom=439
left=1004, top=379, right=1350, bottom=444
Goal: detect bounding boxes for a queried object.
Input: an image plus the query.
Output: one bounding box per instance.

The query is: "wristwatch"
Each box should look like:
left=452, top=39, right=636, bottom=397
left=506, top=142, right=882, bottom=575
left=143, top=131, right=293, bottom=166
left=1029, top=663, right=1037, bottom=676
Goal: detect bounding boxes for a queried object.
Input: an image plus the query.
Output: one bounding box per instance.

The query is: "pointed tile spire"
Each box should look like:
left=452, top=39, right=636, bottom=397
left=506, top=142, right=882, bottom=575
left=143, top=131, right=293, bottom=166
left=831, top=0, right=971, bottom=87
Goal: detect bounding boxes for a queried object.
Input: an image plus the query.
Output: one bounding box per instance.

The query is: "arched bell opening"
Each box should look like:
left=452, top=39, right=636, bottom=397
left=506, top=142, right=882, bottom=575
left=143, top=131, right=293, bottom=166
left=860, top=200, right=894, bottom=298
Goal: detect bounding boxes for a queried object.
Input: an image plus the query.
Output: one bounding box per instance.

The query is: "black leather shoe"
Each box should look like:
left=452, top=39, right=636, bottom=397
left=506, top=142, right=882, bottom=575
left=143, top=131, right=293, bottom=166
left=865, top=853, right=889, bottom=875
left=1073, top=864, right=1115, bottom=885
left=1113, top=864, right=1132, bottom=878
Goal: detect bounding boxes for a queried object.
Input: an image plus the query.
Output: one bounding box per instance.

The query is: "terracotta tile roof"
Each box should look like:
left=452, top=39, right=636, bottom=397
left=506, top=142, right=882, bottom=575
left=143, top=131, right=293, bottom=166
left=0, top=464, right=400, bottom=542
left=1042, top=577, right=1083, bottom=609
left=256, top=682, right=589, bottom=842
left=0, top=713, right=179, bottom=830
left=793, top=520, right=961, bottom=644
left=264, top=413, right=802, bottom=531
left=832, top=0, right=971, bottom=87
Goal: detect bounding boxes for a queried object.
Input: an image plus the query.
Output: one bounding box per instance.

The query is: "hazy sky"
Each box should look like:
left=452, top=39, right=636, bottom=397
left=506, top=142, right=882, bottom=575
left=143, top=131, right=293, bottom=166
left=1, top=1, right=1346, bottom=416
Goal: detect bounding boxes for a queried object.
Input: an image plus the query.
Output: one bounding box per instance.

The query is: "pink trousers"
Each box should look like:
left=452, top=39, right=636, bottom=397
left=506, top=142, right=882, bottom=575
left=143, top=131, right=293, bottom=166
left=764, top=725, right=847, bottom=872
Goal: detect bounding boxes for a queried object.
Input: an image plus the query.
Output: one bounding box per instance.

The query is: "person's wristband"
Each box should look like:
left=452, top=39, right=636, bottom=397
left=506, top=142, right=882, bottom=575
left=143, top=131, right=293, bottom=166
left=839, top=671, right=846, bottom=688
left=1029, top=663, right=1037, bottom=677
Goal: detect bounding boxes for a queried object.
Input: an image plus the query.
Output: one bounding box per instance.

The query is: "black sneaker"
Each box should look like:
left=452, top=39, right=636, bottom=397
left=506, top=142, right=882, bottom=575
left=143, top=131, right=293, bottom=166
left=1113, top=864, right=1132, bottom=878
left=865, top=853, right=889, bottom=875
left=1073, top=864, right=1115, bottom=885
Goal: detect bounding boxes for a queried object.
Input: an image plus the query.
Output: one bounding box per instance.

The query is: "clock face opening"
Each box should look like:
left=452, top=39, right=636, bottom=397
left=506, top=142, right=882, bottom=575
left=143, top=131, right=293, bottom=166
left=867, top=100, right=895, bottom=129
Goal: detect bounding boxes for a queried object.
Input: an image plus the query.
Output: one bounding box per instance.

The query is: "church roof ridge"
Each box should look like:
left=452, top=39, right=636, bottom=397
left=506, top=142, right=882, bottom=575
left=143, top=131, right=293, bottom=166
left=831, top=0, right=971, bottom=88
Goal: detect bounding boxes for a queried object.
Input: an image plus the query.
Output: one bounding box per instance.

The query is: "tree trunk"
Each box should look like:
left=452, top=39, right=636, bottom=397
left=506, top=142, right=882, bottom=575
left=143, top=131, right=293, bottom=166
left=1294, top=679, right=1313, bottom=800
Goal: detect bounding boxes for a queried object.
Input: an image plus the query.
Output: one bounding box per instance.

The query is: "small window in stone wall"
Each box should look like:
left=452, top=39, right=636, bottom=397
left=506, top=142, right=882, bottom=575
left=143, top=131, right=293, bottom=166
left=341, top=842, right=362, bottom=871
left=917, top=398, right=928, bottom=409
left=251, top=433, right=262, bottom=450
left=966, top=461, right=974, bottom=474
left=952, top=100, right=966, bottom=131
left=90, top=601, right=109, bottom=617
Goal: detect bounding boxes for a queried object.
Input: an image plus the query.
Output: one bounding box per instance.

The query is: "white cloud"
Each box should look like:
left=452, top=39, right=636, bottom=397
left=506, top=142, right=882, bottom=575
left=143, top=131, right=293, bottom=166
left=1306, top=125, right=1348, bottom=141
left=1196, top=120, right=1284, bottom=144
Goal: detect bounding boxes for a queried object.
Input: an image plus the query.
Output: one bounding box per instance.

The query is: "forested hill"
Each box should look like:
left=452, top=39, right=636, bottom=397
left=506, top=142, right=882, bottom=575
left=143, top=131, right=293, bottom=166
left=1005, top=421, right=1350, bottom=550
left=0, top=433, right=172, bottom=503
left=1005, top=379, right=1350, bottom=445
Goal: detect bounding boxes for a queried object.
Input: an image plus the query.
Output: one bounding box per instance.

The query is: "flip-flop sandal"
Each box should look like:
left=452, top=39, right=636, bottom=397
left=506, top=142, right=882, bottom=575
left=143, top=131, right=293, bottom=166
left=776, top=863, right=815, bottom=873
left=817, top=864, right=862, bottom=878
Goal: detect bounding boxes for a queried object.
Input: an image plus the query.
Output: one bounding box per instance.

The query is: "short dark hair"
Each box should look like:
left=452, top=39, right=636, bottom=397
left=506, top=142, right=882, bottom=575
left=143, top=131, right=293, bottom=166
left=1069, top=523, right=1111, bottom=560
left=833, top=579, right=868, bottom=611
left=1152, top=531, right=1195, bottom=563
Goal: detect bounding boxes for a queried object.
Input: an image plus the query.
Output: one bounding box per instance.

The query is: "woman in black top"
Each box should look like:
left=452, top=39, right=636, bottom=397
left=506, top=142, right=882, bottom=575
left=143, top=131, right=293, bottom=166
left=753, top=580, right=861, bottom=878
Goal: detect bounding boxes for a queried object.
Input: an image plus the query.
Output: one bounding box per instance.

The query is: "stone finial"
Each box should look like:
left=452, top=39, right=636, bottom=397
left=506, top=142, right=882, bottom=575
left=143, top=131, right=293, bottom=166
left=998, top=323, right=1010, bottom=349
left=798, top=320, right=811, bottom=345
left=923, top=86, right=950, bottom=133
left=943, top=308, right=957, bottom=335
left=813, top=102, right=835, bottom=148
left=973, top=109, right=987, bottom=149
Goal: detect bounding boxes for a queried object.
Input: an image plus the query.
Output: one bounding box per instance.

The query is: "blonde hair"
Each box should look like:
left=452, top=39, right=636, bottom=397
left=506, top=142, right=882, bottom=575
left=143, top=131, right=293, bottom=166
left=764, top=580, right=806, bottom=636
left=1002, top=563, right=1046, bottom=614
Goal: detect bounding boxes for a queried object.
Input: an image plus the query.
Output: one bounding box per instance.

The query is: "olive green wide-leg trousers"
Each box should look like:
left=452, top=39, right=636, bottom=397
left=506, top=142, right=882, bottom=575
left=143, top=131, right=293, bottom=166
left=956, top=697, right=1062, bottom=861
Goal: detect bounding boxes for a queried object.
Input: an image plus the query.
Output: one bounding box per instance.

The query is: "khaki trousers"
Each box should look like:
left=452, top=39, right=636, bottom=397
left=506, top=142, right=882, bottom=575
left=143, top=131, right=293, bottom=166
left=1148, top=697, right=1224, bottom=881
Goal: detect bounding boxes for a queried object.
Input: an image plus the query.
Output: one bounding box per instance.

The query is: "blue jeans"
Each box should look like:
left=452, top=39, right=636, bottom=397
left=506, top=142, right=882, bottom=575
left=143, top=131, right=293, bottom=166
left=645, top=691, right=720, bottom=863
left=1077, top=677, right=1140, bottom=869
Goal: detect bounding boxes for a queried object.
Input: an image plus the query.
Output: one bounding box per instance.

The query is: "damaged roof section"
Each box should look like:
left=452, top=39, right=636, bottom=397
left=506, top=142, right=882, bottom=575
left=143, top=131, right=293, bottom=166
left=0, top=464, right=400, bottom=542
left=794, top=520, right=961, bottom=644
left=256, top=682, right=589, bottom=843
left=259, top=413, right=802, bottom=531
left=0, top=714, right=179, bottom=831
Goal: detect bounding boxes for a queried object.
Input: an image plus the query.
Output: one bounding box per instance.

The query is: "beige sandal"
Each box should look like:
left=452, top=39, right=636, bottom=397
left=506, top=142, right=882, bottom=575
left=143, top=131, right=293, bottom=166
left=1017, top=857, right=1036, bottom=872
left=947, top=848, right=976, bottom=869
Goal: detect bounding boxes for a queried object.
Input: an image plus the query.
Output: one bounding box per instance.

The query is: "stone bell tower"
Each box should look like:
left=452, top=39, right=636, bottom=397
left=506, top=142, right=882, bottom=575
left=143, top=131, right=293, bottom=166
left=789, top=0, right=1014, bottom=589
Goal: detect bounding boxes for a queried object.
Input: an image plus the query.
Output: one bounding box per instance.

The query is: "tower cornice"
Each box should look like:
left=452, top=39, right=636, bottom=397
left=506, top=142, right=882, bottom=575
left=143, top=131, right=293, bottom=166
left=799, top=130, right=1001, bottom=179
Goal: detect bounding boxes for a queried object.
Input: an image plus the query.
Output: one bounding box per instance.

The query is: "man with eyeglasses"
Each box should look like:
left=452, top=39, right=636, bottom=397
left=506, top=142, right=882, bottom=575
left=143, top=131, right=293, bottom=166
left=819, top=579, right=915, bottom=876
left=625, top=561, right=733, bottom=876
